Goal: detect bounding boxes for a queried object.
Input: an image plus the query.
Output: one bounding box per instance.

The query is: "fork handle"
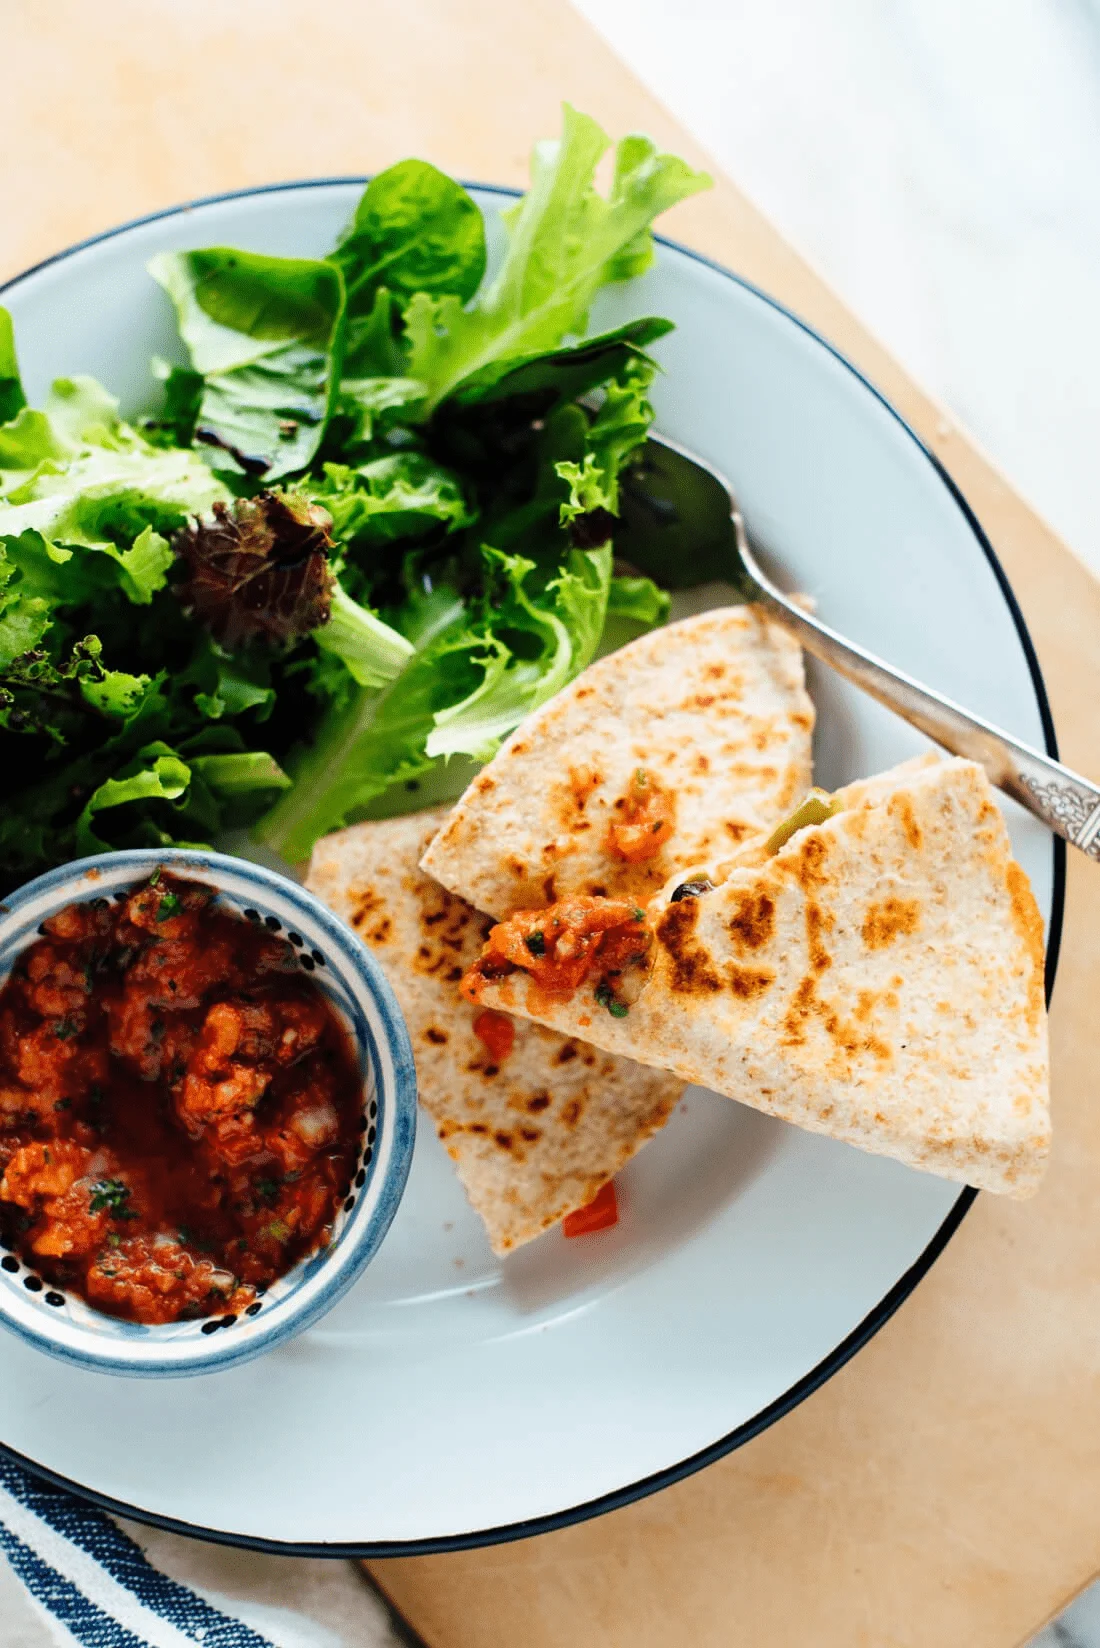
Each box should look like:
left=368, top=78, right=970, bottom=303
left=740, top=538, right=1100, bottom=858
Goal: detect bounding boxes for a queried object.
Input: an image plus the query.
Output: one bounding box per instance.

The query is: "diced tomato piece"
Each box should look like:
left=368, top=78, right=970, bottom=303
left=472, top=1010, right=515, bottom=1063
left=607, top=768, right=675, bottom=862
left=461, top=896, right=650, bottom=1003
left=562, top=1179, right=619, bottom=1237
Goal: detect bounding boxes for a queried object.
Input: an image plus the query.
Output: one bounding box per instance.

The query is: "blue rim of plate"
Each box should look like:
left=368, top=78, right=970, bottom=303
left=0, top=177, right=1065, bottom=1557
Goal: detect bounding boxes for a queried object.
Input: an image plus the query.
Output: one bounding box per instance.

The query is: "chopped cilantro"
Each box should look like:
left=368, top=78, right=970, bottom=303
left=524, top=931, right=546, bottom=957
left=52, top=1019, right=79, bottom=1041
left=107, top=1233, right=121, bottom=1249
left=156, top=891, right=182, bottom=921
left=266, top=1218, right=290, bottom=1243
left=255, top=1177, right=280, bottom=1206
left=88, top=1178, right=138, bottom=1219
left=595, top=981, right=629, bottom=1018
left=148, top=867, right=160, bottom=887
left=632, top=908, right=645, bottom=921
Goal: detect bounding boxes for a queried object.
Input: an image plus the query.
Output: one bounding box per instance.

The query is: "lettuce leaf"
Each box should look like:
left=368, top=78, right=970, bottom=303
left=0, top=635, right=149, bottom=741
left=447, top=317, right=673, bottom=410
left=0, top=308, right=26, bottom=426
left=405, top=106, right=709, bottom=411
left=76, top=742, right=192, bottom=853
left=333, top=160, right=486, bottom=317
left=183, top=634, right=275, bottom=722
left=0, top=378, right=227, bottom=604
left=255, top=541, right=613, bottom=859
left=607, top=574, right=670, bottom=626
left=149, top=249, right=346, bottom=480
left=254, top=607, right=478, bottom=860
left=339, top=287, right=407, bottom=380
left=313, top=582, right=414, bottom=689
left=188, top=750, right=290, bottom=795
left=426, top=544, right=612, bottom=761
left=309, top=452, right=472, bottom=556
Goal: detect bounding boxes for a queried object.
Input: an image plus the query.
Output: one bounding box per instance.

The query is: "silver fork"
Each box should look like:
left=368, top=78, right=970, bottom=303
left=624, top=436, right=1100, bottom=859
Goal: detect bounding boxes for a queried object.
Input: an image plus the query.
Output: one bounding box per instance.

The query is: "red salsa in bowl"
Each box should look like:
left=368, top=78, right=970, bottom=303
left=0, top=872, right=363, bottom=1324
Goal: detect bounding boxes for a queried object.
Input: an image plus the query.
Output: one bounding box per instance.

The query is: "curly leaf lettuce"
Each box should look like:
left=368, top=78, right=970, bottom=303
left=149, top=250, right=346, bottom=481
left=405, top=106, right=709, bottom=410
left=256, top=541, right=613, bottom=859
left=309, top=452, right=472, bottom=556
left=75, top=742, right=192, bottom=853
left=426, top=544, right=611, bottom=761
left=0, top=377, right=227, bottom=606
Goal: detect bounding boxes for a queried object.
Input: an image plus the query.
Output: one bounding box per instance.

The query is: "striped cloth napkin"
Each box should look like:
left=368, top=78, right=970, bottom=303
left=0, top=1458, right=407, bottom=1648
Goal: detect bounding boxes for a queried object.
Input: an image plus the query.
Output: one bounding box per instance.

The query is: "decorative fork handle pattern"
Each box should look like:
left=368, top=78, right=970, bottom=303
left=735, top=516, right=1100, bottom=859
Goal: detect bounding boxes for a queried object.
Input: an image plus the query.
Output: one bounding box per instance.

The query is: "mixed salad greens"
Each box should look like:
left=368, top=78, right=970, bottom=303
left=0, top=106, right=710, bottom=885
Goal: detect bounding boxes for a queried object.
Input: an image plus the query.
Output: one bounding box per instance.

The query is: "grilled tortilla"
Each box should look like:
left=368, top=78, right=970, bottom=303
left=457, top=756, right=1051, bottom=1197
left=421, top=604, right=814, bottom=917
left=307, top=811, right=683, bottom=1254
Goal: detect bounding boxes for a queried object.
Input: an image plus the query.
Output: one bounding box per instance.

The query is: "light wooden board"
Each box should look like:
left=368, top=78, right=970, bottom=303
left=4, top=4, right=1100, bottom=1644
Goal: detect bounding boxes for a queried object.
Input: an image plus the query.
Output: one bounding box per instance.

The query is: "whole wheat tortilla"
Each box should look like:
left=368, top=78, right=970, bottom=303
left=306, top=811, right=684, bottom=1254
left=420, top=604, right=814, bottom=917
left=457, top=757, right=1051, bottom=1198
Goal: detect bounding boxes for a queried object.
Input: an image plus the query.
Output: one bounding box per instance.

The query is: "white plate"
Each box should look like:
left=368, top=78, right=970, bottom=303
left=0, top=181, right=1061, bottom=1552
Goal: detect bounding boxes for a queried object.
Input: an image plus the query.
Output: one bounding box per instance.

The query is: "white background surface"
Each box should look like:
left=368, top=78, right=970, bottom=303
left=576, top=0, right=1100, bottom=580
left=570, top=3, right=1100, bottom=1641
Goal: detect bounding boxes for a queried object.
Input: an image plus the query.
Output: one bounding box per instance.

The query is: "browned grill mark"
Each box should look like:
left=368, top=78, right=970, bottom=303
left=806, top=901, right=834, bottom=973
left=656, top=898, right=723, bottom=994
left=781, top=976, right=892, bottom=1066
left=1005, top=860, right=1045, bottom=1032
left=891, top=794, right=923, bottom=850
left=728, top=964, right=775, bottom=999
left=862, top=897, right=921, bottom=951
left=727, top=888, right=775, bottom=951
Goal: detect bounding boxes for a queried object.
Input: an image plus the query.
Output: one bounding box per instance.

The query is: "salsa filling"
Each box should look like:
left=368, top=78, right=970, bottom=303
left=0, top=874, right=362, bottom=1324
left=461, top=896, right=651, bottom=1012
left=606, top=768, right=674, bottom=862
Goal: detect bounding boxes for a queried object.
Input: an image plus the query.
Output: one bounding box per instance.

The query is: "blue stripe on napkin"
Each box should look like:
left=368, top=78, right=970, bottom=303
left=0, top=1457, right=280, bottom=1648
left=0, top=1520, right=156, bottom=1648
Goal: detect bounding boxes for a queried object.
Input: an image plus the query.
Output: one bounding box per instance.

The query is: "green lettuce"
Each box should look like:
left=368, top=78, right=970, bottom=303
left=308, top=452, right=472, bottom=555
left=0, top=109, right=709, bottom=888
left=256, top=540, right=613, bottom=860
left=0, top=309, right=26, bottom=427
left=333, top=159, right=486, bottom=322
left=314, top=582, right=415, bottom=689
left=0, top=377, right=226, bottom=602
left=149, top=249, right=346, bottom=480
left=405, top=106, right=709, bottom=411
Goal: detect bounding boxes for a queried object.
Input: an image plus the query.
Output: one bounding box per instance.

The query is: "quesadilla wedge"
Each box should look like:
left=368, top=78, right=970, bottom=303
left=458, top=756, right=1050, bottom=1197
left=421, top=604, right=814, bottom=917
left=307, top=811, right=684, bottom=1254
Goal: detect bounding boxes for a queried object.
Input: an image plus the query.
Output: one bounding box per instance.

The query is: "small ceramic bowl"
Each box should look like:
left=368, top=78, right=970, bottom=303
left=0, top=847, right=416, bottom=1376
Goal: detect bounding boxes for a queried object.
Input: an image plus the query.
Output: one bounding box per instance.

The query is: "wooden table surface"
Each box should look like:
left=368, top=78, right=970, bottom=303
left=4, top=4, right=1100, bottom=1644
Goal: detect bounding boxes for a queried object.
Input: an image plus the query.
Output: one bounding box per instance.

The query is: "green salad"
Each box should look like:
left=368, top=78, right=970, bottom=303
left=0, top=106, right=710, bottom=885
